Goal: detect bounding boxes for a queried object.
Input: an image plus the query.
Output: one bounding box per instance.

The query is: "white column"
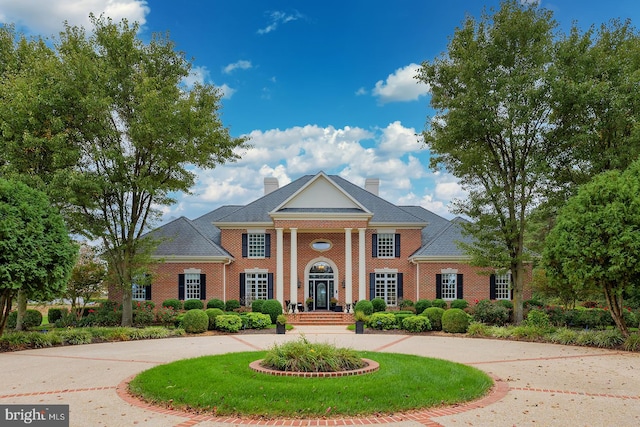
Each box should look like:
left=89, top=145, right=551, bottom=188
left=290, top=228, right=298, bottom=307
left=276, top=228, right=284, bottom=305
left=358, top=228, right=366, bottom=302
left=344, top=228, right=353, bottom=308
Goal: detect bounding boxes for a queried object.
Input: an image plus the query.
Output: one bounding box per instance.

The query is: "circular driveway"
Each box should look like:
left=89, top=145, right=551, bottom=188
left=1, top=326, right=639, bottom=426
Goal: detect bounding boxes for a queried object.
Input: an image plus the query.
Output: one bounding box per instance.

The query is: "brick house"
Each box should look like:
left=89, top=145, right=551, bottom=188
left=128, top=172, right=528, bottom=311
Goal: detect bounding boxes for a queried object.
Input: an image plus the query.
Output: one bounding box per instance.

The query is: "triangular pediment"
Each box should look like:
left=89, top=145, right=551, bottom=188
left=271, top=172, right=369, bottom=213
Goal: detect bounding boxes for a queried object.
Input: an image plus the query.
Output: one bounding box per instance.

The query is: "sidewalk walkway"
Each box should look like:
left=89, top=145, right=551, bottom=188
left=1, top=325, right=639, bottom=426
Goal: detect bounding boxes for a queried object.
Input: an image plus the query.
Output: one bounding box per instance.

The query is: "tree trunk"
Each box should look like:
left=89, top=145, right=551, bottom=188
left=15, top=290, right=27, bottom=331
left=121, top=284, right=133, bottom=327
left=0, top=291, right=14, bottom=336
left=512, top=262, right=525, bottom=324
left=603, top=284, right=628, bottom=337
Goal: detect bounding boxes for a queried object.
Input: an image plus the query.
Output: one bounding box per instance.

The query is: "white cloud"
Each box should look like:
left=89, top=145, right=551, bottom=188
left=378, top=121, right=422, bottom=155
left=355, top=87, right=367, bottom=96
left=218, top=84, right=236, bottom=99
left=257, top=10, right=303, bottom=35
left=223, top=60, right=252, bottom=74
left=182, top=66, right=235, bottom=99
left=0, top=0, right=149, bottom=36
left=372, top=63, right=430, bottom=104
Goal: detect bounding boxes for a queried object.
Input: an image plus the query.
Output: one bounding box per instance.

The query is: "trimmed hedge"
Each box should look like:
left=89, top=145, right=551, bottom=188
left=162, top=299, right=183, bottom=311
left=215, top=314, right=243, bottom=333
left=260, top=299, right=283, bottom=324
left=244, top=312, right=272, bottom=329
left=225, top=299, right=241, bottom=312
left=182, top=309, right=209, bottom=333
left=442, top=308, right=470, bottom=333
left=48, top=308, right=68, bottom=324
left=431, top=299, right=448, bottom=309
left=251, top=299, right=265, bottom=313
left=371, top=298, right=387, bottom=313
left=367, top=313, right=397, bottom=330
left=402, top=315, right=431, bottom=332
left=354, top=300, right=373, bottom=315
left=207, top=299, right=225, bottom=310
left=450, top=299, right=469, bottom=310
left=184, top=299, right=204, bottom=310
left=205, top=308, right=225, bottom=330
left=415, top=299, right=432, bottom=315
left=421, top=307, right=445, bottom=331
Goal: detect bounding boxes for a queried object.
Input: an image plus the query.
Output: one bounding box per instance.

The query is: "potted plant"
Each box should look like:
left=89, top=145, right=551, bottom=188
left=306, top=297, right=313, bottom=311
left=330, top=297, right=338, bottom=310
left=276, top=314, right=287, bottom=334
left=354, top=310, right=367, bottom=334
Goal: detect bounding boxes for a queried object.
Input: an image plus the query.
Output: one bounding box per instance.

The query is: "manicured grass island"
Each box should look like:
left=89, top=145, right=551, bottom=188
left=129, top=350, right=493, bottom=419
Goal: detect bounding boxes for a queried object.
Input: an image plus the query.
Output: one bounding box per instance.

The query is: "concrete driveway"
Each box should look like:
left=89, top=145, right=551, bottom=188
left=1, top=326, right=638, bottom=427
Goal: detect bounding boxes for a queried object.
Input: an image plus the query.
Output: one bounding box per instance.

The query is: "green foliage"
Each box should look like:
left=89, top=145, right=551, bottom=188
left=251, top=299, right=265, bottom=313
left=394, top=312, right=414, bottom=327
left=354, top=310, right=369, bottom=322
left=467, top=322, right=491, bottom=337
left=6, top=311, right=17, bottom=329
left=21, top=310, right=42, bottom=328
left=260, top=299, right=283, bottom=324
left=524, top=309, right=551, bottom=329
left=183, top=299, right=204, bottom=310
left=399, top=299, right=414, bottom=310
left=225, top=299, right=241, bottom=312
left=450, top=299, right=469, bottom=310
left=415, top=299, right=432, bottom=315
left=471, top=300, right=510, bottom=326
left=215, top=314, right=243, bottom=333
left=623, top=334, right=640, bottom=352
left=402, top=315, right=431, bottom=332
left=244, top=312, right=272, bottom=329
left=354, top=300, right=373, bottom=315
left=206, top=299, right=225, bottom=310
left=59, top=329, right=93, bottom=345
left=66, top=244, right=107, bottom=313
left=509, top=325, right=547, bottom=340
left=47, top=308, right=68, bottom=324
left=549, top=328, right=579, bottom=345
left=182, top=309, right=209, bottom=334
left=205, top=308, right=224, bottom=330
left=162, top=299, right=183, bottom=311
left=422, top=307, right=445, bottom=331
left=261, top=336, right=365, bottom=372
left=431, top=299, right=447, bottom=309
left=276, top=314, right=287, bottom=325
left=371, top=298, right=387, bottom=313
left=154, top=307, right=178, bottom=326
left=132, top=307, right=154, bottom=327
left=367, top=313, right=397, bottom=330
left=442, top=308, right=470, bottom=333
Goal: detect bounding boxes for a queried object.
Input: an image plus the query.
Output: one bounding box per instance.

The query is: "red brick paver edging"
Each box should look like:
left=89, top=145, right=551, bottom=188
left=249, top=358, right=379, bottom=377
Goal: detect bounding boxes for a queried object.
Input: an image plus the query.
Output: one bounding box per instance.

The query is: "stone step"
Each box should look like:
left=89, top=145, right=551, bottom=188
left=286, top=312, right=354, bottom=325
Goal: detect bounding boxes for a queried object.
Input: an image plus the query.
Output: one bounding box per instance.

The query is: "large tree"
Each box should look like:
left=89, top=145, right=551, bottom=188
left=56, top=16, right=248, bottom=326
left=0, top=179, right=77, bottom=335
left=543, top=161, right=640, bottom=336
left=417, top=1, right=558, bottom=323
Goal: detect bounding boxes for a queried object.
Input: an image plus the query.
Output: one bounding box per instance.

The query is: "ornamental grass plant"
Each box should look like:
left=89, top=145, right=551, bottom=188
left=261, top=336, right=365, bottom=372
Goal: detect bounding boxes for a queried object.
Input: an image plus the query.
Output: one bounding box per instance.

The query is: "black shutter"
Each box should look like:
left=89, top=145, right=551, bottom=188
left=267, top=273, right=274, bottom=299
left=178, top=274, right=185, bottom=300
left=145, top=284, right=152, bottom=301
left=240, top=273, right=246, bottom=302
left=369, top=273, right=375, bottom=299
left=265, top=233, right=271, bottom=258
left=372, top=234, right=378, bottom=258
left=489, top=274, right=496, bottom=300
left=395, top=233, right=401, bottom=258
left=457, top=274, right=464, bottom=299
left=200, top=274, right=207, bottom=300
left=436, top=274, right=442, bottom=299
left=397, top=273, right=403, bottom=300
left=242, top=234, right=248, bottom=257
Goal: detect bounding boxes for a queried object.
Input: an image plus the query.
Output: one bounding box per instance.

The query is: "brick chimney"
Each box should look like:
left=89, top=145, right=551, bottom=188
left=264, top=177, right=279, bottom=195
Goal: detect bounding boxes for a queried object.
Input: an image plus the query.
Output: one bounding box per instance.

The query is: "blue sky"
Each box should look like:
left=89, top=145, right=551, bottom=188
left=1, top=0, right=639, bottom=224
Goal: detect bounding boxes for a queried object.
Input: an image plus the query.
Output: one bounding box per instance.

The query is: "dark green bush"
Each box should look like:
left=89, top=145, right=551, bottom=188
left=205, top=308, right=225, bottom=330
left=524, top=299, right=544, bottom=309
left=260, top=299, right=283, bottom=324
left=182, top=309, right=209, bottom=333
left=23, top=310, right=43, bottom=328
left=543, top=305, right=566, bottom=326
left=225, top=299, right=241, bottom=312
left=402, top=315, right=431, bottom=332
left=47, top=308, right=68, bottom=324
left=399, top=299, right=414, bottom=310
left=206, top=298, right=225, bottom=309
left=394, top=312, right=414, bottom=327
left=471, top=299, right=510, bottom=326
left=421, top=307, right=445, bottom=331
left=371, top=298, right=387, bottom=313
left=162, top=299, right=183, bottom=311
left=524, top=309, right=551, bottom=328
left=6, top=311, right=17, bottom=329
left=442, top=308, right=470, bottom=333
left=415, top=299, right=432, bottom=315
left=133, top=308, right=154, bottom=327
left=251, top=299, right=265, bottom=313
left=354, top=300, right=373, bottom=315
left=184, top=299, right=204, bottom=310
left=431, top=299, right=447, bottom=309
left=450, top=299, right=469, bottom=310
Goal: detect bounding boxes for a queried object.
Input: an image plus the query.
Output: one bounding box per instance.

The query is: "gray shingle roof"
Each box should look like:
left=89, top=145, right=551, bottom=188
left=409, top=217, right=473, bottom=258
left=148, top=216, right=232, bottom=258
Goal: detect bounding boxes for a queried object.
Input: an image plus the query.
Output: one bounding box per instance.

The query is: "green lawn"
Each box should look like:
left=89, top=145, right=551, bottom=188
left=129, top=351, right=492, bottom=418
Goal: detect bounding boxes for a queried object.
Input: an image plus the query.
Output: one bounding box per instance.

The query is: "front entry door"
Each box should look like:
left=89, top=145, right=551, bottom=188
left=315, top=282, right=327, bottom=309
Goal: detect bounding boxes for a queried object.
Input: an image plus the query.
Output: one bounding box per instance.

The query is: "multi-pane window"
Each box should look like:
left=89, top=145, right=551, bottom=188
left=132, top=284, right=146, bottom=301
left=248, top=233, right=266, bottom=258
left=375, top=272, right=397, bottom=306
left=185, top=273, right=201, bottom=300
left=377, top=233, right=395, bottom=258
left=441, top=273, right=457, bottom=300
left=245, top=272, right=268, bottom=305
left=495, top=273, right=511, bottom=300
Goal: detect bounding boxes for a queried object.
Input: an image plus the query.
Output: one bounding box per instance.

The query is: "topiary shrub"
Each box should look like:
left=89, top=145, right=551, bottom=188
left=354, top=300, right=373, bottom=315
left=245, top=312, right=272, bottom=329
left=215, top=314, right=243, bottom=333
left=415, top=299, right=432, bottom=315
left=206, top=298, right=225, bottom=310
left=20, top=310, right=43, bottom=329
left=367, top=313, right=397, bottom=330
left=431, top=299, right=448, bottom=309
left=442, top=308, right=470, bottom=333
left=450, top=299, right=469, bottom=310
left=394, top=312, right=414, bottom=328
left=47, top=308, right=67, bottom=324
left=402, top=315, right=431, bottom=332
left=371, top=298, right=387, bottom=313
left=251, top=299, right=265, bottom=313
left=205, top=308, right=224, bottom=330
left=225, top=299, right=241, bottom=312
left=182, top=309, right=209, bottom=333
left=162, top=299, right=183, bottom=311
left=184, top=299, right=204, bottom=310
left=260, top=299, right=283, bottom=324
left=421, top=307, right=445, bottom=331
